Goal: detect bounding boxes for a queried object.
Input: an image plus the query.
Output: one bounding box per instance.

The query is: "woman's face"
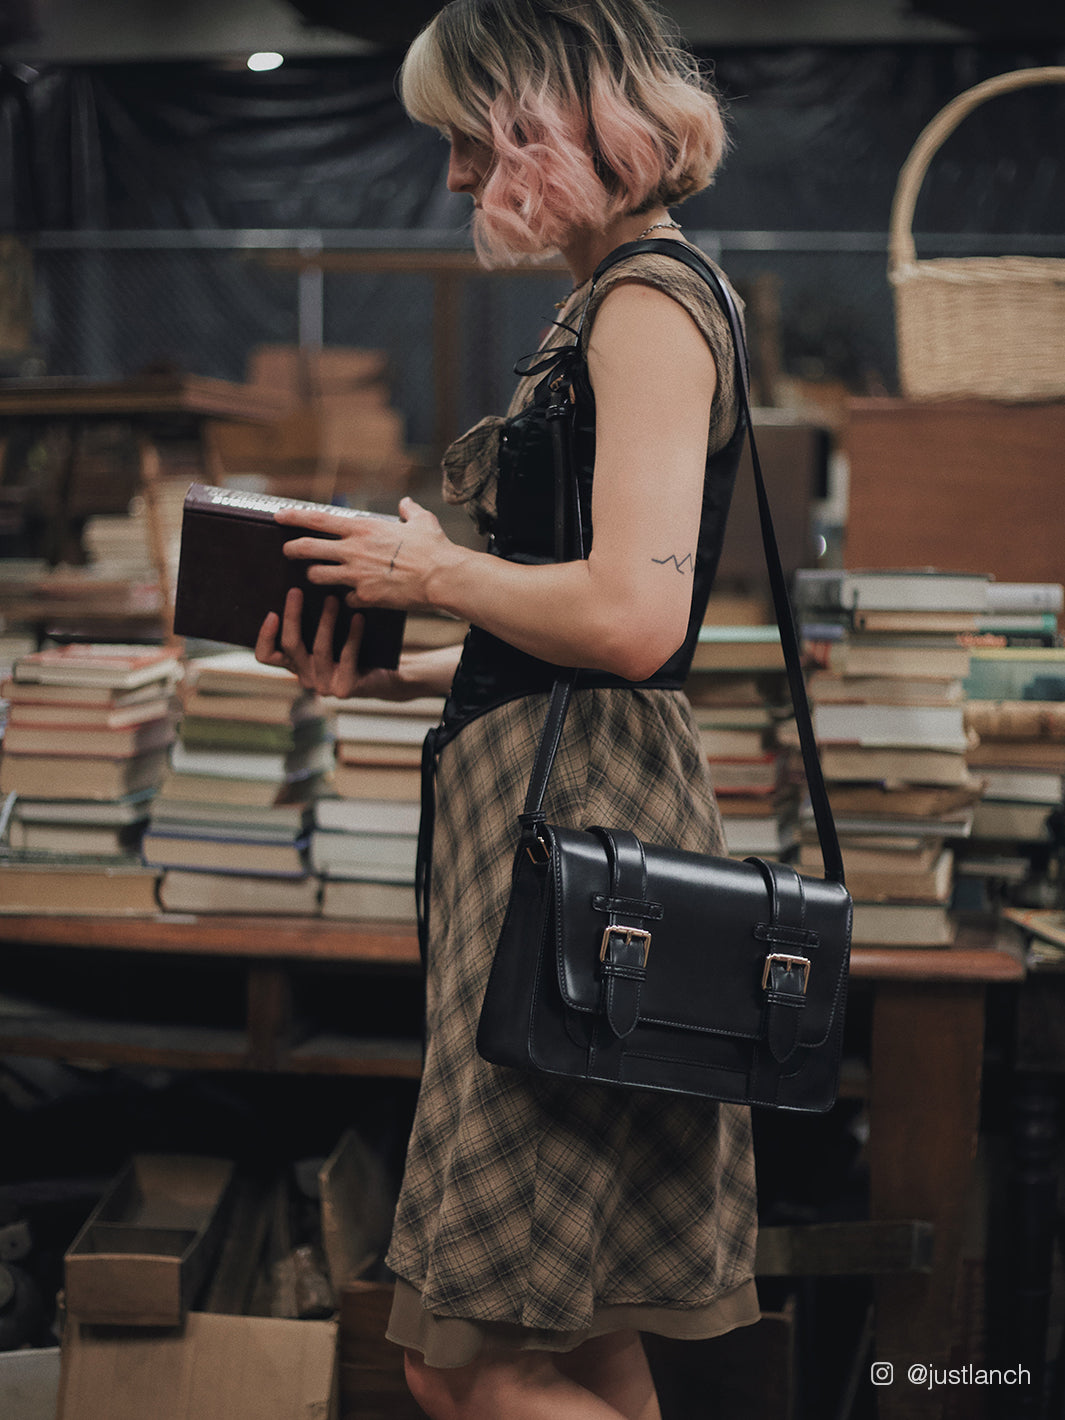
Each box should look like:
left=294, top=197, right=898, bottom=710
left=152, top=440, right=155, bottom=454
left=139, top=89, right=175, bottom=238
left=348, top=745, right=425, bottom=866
left=446, top=127, right=492, bottom=204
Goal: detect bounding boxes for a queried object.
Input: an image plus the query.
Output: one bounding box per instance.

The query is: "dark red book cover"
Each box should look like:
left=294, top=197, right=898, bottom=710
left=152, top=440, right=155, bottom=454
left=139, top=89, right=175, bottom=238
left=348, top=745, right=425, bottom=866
left=173, top=483, right=406, bottom=668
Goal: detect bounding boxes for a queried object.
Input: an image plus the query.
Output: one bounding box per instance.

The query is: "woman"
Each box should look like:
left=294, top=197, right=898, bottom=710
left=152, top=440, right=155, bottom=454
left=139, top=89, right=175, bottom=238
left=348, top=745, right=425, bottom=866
left=256, top=2, right=758, bottom=1415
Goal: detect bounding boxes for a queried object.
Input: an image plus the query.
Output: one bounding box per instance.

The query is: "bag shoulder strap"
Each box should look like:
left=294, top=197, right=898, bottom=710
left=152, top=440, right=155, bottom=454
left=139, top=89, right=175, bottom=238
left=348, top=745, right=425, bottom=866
left=519, top=238, right=846, bottom=887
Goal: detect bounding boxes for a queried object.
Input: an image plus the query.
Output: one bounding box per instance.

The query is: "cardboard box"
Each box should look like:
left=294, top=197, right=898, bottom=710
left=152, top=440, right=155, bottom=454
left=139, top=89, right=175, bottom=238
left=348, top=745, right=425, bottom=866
left=64, top=1155, right=235, bottom=1327
left=0, top=1346, right=61, bottom=1420
left=317, top=1130, right=395, bottom=1292
left=58, top=1313, right=337, bottom=1420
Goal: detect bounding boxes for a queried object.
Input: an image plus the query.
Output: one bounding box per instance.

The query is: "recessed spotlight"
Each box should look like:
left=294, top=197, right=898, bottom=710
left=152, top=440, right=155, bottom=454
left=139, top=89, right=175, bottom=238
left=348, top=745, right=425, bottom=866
left=247, top=52, right=284, bottom=72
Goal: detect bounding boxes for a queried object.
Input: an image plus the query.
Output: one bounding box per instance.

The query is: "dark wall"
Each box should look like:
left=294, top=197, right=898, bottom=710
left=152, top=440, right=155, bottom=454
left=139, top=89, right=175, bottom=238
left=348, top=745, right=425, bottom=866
left=5, top=44, right=1065, bottom=235
left=1, top=43, right=1063, bottom=408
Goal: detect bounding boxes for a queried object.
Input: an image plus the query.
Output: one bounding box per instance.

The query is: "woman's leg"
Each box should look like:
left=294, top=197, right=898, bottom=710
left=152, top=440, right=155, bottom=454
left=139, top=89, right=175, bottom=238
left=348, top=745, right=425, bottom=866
left=556, top=1330, right=662, bottom=1420
left=404, top=1340, right=658, bottom=1420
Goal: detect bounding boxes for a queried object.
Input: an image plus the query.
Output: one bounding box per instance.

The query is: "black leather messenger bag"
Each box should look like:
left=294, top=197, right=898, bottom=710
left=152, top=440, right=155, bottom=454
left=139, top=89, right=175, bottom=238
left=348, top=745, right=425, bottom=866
left=476, top=241, right=852, bottom=1113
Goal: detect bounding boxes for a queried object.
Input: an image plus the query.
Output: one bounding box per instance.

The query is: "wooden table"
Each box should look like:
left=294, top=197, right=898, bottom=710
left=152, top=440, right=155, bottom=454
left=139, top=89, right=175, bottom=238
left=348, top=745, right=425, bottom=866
left=0, top=374, right=283, bottom=608
left=853, top=928, right=1024, bottom=1419
left=1006, top=952, right=1065, bottom=1418
left=0, top=913, right=1024, bottom=1416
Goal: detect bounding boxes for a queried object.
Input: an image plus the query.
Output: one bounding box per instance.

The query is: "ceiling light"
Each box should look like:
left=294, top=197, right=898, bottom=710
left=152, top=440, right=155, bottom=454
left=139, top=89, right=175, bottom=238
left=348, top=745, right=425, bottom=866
left=247, top=52, right=284, bottom=72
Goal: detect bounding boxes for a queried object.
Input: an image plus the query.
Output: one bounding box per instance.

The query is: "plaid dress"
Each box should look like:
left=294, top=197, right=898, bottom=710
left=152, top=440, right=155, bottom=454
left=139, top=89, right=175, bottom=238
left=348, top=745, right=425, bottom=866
left=385, top=249, right=759, bottom=1362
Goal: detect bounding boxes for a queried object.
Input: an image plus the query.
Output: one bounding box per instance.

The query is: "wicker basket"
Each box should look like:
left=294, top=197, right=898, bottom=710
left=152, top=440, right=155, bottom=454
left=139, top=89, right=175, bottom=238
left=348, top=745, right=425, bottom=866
left=889, top=66, right=1065, bottom=401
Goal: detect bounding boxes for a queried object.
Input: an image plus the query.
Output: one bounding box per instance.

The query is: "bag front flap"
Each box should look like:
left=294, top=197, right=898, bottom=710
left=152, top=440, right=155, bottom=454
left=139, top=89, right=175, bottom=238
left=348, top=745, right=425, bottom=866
left=549, top=826, right=851, bottom=1049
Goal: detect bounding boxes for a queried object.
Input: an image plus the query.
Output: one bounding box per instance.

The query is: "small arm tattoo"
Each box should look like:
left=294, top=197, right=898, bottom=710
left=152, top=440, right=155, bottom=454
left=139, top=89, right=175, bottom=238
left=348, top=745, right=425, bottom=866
left=652, top=552, right=695, bottom=575
left=389, top=542, right=403, bottom=573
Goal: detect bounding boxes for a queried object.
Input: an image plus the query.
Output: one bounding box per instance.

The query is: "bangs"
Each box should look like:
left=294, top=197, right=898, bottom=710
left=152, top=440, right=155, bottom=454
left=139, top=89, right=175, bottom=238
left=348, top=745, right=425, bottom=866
left=399, top=22, right=487, bottom=139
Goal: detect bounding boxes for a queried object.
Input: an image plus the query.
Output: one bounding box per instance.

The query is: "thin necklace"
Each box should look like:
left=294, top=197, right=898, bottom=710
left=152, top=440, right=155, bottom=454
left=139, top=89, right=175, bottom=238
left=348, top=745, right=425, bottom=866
left=554, top=219, right=683, bottom=308
left=637, top=218, right=682, bottom=239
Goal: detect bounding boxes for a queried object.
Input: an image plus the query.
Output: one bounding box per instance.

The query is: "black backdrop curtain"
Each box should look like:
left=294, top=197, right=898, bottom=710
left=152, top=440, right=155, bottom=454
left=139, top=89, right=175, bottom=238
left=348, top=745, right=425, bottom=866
left=1, top=42, right=1062, bottom=404
left=3, top=42, right=1064, bottom=236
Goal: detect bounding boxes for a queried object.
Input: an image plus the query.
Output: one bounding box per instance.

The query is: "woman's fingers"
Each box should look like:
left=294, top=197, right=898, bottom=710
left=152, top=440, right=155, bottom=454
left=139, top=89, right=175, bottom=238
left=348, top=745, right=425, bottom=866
left=398, top=496, right=430, bottom=523
left=311, top=595, right=341, bottom=691
left=282, top=535, right=344, bottom=567
left=335, top=612, right=366, bottom=696
left=254, top=609, right=285, bottom=666
left=253, top=586, right=364, bottom=698
left=275, top=504, right=352, bottom=534
left=278, top=587, right=307, bottom=661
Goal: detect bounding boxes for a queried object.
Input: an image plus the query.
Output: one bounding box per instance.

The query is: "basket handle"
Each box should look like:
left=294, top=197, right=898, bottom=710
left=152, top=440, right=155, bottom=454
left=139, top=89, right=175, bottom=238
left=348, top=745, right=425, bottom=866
left=888, top=65, right=1065, bottom=274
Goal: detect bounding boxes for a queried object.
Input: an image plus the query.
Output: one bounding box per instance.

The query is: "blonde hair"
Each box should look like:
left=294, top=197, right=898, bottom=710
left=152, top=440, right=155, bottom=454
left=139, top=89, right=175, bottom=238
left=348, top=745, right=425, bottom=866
left=399, top=0, right=728, bottom=265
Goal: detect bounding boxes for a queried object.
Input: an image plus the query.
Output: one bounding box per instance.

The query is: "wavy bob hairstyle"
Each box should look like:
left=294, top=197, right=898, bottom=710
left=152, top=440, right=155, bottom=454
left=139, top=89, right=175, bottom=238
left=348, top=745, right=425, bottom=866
left=399, top=0, right=728, bottom=265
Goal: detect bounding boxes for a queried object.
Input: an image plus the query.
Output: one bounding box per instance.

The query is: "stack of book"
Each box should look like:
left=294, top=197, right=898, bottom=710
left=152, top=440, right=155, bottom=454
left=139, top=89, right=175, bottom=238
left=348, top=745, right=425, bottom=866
left=146, top=650, right=333, bottom=915
left=0, top=643, right=181, bottom=914
left=313, top=696, right=444, bottom=921
left=958, top=634, right=1065, bottom=902
left=0, top=485, right=186, bottom=646
left=686, top=623, right=796, bottom=859
left=795, top=569, right=1001, bottom=947
left=0, top=559, right=49, bottom=667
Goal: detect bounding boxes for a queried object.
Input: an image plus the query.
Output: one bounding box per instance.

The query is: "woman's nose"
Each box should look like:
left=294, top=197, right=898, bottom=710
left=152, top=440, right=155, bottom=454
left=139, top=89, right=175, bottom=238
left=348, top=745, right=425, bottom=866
left=447, top=148, right=477, bottom=194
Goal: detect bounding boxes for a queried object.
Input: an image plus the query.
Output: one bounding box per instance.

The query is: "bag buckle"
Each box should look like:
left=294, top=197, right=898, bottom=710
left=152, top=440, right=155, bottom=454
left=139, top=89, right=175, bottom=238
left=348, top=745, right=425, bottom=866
left=761, top=953, right=811, bottom=993
left=526, top=834, right=550, bottom=864
left=600, top=926, right=651, bottom=968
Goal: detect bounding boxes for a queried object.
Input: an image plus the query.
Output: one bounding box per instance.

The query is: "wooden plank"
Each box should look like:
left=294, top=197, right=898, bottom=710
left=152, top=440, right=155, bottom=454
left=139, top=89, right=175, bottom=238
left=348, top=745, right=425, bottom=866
left=0, top=1020, right=251, bottom=1072
left=245, top=965, right=296, bottom=1070
left=0, top=915, right=421, bottom=966
left=0, top=1029, right=422, bottom=1078
left=845, top=398, right=1065, bottom=591
left=849, top=945, right=1024, bottom=984
left=284, top=1038, right=422, bottom=1078
left=755, top=1220, right=934, bottom=1277
left=0, top=375, right=282, bottom=423
left=201, top=1171, right=282, bottom=1316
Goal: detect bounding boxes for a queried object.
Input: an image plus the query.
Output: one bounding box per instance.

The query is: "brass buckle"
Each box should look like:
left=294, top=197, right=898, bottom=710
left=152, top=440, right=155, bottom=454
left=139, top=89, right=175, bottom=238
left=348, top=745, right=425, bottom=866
left=600, top=926, right=652, bottom=968
left=526, top=836, right=550, bottom=864
left=761, top=953, right=811, bottom=993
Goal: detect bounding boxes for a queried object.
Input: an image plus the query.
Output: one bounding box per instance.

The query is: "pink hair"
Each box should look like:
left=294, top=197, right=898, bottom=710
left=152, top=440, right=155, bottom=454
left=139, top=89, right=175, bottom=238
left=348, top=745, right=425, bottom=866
left=401, top=0, right=728, bottom=267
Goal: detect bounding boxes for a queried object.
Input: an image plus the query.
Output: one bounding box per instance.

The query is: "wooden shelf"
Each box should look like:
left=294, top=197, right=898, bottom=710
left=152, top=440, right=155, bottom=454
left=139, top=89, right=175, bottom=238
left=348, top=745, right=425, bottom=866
left=0, top=912, right=1023, bottom=1081
left=0, top=913, right=421, bottom=965
left=0, top=914, right=422, bottom=1075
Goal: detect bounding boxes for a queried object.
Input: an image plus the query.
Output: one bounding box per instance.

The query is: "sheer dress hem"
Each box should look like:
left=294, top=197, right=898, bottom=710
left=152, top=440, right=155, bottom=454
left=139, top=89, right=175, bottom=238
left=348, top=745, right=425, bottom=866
left=385, top=1275, right=761, bottom=1370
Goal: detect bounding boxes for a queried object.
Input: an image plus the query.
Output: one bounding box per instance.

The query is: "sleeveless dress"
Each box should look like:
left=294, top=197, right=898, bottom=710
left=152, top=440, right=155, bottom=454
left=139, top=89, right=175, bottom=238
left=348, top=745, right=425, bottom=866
left=385, top=245, right=761, bottom=1367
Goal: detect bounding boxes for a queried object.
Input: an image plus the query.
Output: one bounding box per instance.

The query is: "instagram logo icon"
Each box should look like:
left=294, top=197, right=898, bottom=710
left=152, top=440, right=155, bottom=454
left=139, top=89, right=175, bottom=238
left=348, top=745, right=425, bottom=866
left=871, top=1363, right=894, bottom=1386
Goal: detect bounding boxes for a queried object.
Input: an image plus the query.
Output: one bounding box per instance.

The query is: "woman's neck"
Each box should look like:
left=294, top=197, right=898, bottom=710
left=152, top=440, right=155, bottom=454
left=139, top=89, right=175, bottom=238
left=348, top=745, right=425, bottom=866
left=559, top=209, right=682, bottom=285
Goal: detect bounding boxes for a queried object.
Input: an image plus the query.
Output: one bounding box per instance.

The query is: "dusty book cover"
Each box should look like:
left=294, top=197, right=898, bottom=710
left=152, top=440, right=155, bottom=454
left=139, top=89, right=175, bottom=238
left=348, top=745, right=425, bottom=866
left=173, top=483, right=406, bottom=667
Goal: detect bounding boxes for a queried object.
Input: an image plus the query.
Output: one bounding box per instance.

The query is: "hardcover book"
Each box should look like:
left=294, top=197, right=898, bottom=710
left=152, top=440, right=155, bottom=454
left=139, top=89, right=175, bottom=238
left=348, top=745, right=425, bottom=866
left=12, top=644, right=180, bottom=690
left=0, top=748, right=170, bottom=800
left=141, top=827, right=311, bottom=877
left=2, top=717, right=175, bottom=759
left=0, top=857, right=161, bottom=916
left=184, top=650, right=312, bottom=697
left=173, top=483, right=406, bottom=668
left=850, top=900, right=954, bottom=948
left=158, top=867, right=322, bottom=916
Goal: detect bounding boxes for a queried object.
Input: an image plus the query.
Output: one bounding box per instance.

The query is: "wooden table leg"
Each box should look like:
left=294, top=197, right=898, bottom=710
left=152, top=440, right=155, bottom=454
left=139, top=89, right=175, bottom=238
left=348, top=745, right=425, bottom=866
left=246, top=964, right=294, bottom=1070
left=868, top=981, right=985, bottom=1419
left=1008, top=1073, right=1058, bottom=1416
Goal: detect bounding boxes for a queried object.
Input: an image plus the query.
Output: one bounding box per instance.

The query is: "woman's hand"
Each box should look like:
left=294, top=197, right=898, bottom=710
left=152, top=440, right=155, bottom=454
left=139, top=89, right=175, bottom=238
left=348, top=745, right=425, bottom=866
left=255, top=586, right=461, bottom=701
left=274, top=496, right=458, bottom=613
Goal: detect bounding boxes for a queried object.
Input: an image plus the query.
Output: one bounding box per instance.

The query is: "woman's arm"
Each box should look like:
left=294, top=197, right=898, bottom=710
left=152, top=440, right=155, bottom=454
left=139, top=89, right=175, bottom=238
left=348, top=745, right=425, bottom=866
left=259, top=282, right=715, bottom=694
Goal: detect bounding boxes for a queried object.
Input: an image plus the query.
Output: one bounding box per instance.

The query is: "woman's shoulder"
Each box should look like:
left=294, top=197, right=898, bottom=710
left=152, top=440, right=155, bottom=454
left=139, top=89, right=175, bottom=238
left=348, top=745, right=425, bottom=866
left=581, top=243, right=741, bottom=448
left=583, top=245, right=740, bottom=343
